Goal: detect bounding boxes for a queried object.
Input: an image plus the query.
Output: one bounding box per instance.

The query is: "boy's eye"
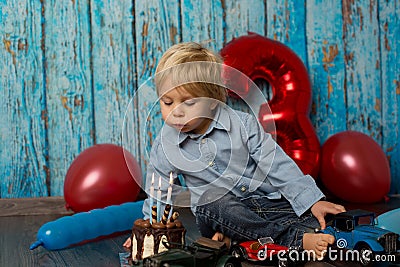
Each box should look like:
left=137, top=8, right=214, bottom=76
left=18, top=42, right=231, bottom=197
left=162, top=100, right=172, bottom=106
left=184, top=99, right=196, bottom=106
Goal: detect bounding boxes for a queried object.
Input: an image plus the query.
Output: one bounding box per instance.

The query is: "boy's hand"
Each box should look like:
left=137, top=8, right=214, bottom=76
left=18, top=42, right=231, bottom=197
left=212, top=232, right=231, bottom=248
left=311, top=201, right=346, bottom=229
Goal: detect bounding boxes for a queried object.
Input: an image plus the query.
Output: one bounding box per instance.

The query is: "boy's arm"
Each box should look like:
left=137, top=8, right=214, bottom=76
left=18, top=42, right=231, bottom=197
left=245, top=114, right=325, bottom=216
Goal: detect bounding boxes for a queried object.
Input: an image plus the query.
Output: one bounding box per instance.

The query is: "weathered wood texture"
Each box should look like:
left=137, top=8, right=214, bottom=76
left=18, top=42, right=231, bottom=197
left=44, top=0, right=95, bottom=197
left=1, top=0, right=399, bottom=198
left=0, top=215, right=129, bottom=267
left=379, top=0, right=400, bottom=193
left=91, top=0, right=137, bottom=145
left=0, top=196, right=72, bottom=217
left=306, top=1, right=347, bottom=143
left=0, top=0, right=48, bottom=198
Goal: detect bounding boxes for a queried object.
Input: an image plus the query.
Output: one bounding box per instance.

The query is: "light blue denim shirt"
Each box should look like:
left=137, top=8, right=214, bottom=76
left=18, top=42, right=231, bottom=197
left=142, top=105, right=324, bottom=218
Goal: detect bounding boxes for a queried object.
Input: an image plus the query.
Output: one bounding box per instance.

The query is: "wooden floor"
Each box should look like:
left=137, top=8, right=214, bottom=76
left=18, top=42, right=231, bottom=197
left=1, top=196, right=399, bottom=267
left=0, top=197, right=129, bottom=267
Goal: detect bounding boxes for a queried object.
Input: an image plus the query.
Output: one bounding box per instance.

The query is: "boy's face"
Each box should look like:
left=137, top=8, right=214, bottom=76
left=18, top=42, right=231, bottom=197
left=159, top=86, right=217, bottom=134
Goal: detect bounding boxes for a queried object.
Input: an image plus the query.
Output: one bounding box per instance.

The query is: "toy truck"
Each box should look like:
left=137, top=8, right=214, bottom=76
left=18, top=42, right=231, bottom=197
left=321, top=209, right=399, bottom=265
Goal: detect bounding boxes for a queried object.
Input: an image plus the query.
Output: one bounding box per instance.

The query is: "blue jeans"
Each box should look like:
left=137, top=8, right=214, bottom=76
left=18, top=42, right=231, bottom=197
left=195, top=187, right=320, bottom=248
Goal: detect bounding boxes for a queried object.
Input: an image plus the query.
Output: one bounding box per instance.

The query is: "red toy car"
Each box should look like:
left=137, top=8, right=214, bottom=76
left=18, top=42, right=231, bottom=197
left=230, top=237, right=289, bottom=266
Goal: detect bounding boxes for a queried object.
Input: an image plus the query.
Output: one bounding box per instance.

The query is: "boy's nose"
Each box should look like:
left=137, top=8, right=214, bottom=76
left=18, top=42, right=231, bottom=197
left=172, top=105, right=184, bottom=117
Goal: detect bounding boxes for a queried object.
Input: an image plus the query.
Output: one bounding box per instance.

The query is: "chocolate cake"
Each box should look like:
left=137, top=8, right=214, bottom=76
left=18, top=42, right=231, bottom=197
left=130, top=217, right=186, bottom=261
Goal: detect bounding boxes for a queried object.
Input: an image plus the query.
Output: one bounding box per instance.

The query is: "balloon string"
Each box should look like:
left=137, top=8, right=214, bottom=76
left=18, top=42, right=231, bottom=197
left=30, top=240, right=43, bottom=250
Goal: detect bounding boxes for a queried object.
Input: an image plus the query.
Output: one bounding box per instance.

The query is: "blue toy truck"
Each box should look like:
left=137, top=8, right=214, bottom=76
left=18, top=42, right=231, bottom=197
left=321, top=209, right=399, bottom=265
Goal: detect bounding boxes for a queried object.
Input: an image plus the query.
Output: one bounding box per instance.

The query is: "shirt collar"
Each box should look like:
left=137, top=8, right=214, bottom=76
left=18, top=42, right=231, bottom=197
left=161, top=104, right=231, bottom=145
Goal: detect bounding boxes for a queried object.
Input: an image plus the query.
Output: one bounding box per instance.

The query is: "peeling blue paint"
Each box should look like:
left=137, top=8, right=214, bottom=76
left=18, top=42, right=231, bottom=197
left=0, top=0, right=399, bottom=198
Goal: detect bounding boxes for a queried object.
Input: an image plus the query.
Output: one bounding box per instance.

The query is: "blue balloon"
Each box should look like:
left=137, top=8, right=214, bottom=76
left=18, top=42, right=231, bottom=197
left=377, top=208, right=400, bottom=235
left=30, top=200, right=144, bottom=250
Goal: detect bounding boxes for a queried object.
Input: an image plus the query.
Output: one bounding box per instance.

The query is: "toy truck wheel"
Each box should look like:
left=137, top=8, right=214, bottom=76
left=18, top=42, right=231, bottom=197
left=356, top=244, right=374, bottom=266
left=278, top=258, right=288, bottom=267
left=230, top=246, right=245, bottom=260
left=217, top=255, right=241, bottom=267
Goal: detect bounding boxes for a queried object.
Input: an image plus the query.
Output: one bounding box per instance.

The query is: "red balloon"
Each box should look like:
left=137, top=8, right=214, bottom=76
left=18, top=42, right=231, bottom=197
left=320, top=131, right=391, bottom=203
left=64, top=144, right=142, bottom=212
left=221, top=32, right=320, bottom=178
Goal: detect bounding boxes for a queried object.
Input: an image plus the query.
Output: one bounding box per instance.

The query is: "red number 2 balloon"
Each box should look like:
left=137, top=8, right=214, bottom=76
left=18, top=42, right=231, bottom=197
left=221, top=32, right=320, bottom=178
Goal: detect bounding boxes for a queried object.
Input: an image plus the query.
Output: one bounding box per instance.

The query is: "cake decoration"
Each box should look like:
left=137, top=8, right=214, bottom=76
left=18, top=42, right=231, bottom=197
left=130, top=173, right=186, bottom=262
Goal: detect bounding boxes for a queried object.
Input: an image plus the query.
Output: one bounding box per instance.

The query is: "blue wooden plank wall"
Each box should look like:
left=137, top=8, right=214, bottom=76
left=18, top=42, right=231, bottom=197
left=1, top=0, right=399, bottom=198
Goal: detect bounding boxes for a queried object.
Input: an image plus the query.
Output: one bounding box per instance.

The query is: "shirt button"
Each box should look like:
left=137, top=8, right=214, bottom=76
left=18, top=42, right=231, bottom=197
left=208, top=161, right=214, bottom=167
left=241, top=186, right=247, bottom=192
left=201, top=139, right=207, bottom=144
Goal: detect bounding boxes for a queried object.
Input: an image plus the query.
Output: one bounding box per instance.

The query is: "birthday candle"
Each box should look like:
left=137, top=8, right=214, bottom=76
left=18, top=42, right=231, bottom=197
left=149, top=173, right=155, bottom=224
left=166, top=172, right=173, bottom=205
left=156, top=176, right=162, bottom=221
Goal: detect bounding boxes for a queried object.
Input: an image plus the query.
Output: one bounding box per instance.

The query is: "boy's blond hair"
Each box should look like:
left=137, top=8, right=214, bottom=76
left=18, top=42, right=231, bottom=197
left=155, top=42, right=227, bottom=103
